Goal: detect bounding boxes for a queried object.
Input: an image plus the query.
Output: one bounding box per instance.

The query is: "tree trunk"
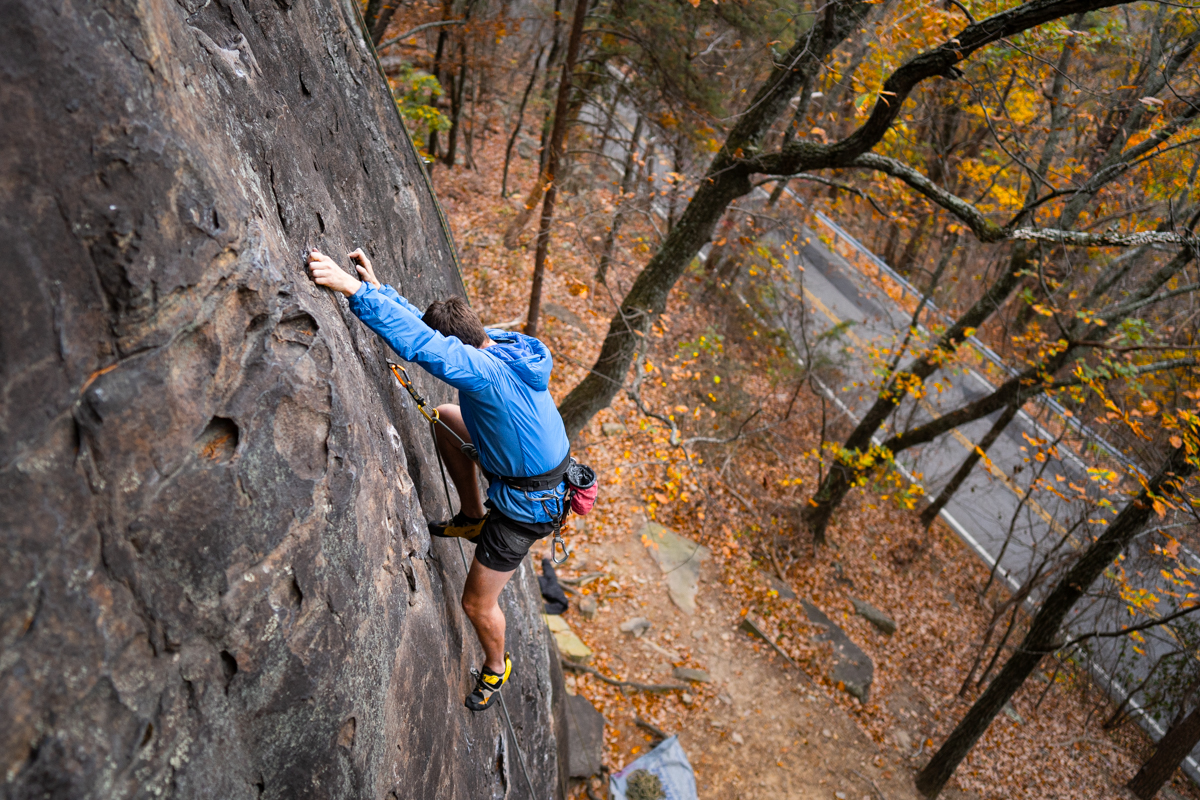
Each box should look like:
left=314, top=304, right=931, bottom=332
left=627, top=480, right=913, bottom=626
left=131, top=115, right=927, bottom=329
left=426, top=6, right=453, bottom=161
left=915, top=445, right=1196, bottom=798
left=881, top=221, right=902, bottom=266
left=363, top=0, right=385, bottom=35
left=501, top=46, right=544, bottom=197
left=367, top=0, right=403, bottom=45
left=920, top=402, right=1019, bottom=528
left=500, top=3, right=567, bottom=248
left=666, top=139, right=684, bottom=232
left=596, top=115, right=645, bottom=284
left=594, top=83, right=625, bottom=172
left=1127, top=705, right=1200, bottom=800
left=524, top=0, right=590, bottom=336
left=767, top=75, right=816, bottom=206
left=442, top=33, right=470, bottom=167
left=557, top=0, right=875, bottom=439
left=464, top=53, right=481, bottom=170
left=896, top=214, right=931, bottom=276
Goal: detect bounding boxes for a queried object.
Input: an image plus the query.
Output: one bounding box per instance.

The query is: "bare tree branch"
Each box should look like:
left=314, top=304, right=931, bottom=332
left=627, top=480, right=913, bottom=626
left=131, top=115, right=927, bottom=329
left=378, top=20, right=466, bottom=51
left=1058, top=604, right=1200, bottom=651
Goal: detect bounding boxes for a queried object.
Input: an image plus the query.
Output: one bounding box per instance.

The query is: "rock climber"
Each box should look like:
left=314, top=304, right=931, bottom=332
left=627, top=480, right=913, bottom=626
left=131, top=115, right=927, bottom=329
left=307, top=247, right=570, bottom=712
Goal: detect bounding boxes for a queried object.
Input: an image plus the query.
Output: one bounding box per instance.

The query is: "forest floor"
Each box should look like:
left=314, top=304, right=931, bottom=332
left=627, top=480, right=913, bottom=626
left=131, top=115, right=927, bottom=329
left=433, top=137, right=1200, bottom=800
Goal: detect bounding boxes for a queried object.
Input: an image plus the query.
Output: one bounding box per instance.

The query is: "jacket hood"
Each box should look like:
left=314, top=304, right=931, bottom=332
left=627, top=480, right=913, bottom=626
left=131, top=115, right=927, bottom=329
left=485, top=330, right=552, bottom=390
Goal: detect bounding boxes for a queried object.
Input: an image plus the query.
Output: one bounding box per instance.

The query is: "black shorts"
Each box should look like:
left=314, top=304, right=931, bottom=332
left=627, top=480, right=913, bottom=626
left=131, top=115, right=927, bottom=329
left=473, top=510, right=556, bottom=573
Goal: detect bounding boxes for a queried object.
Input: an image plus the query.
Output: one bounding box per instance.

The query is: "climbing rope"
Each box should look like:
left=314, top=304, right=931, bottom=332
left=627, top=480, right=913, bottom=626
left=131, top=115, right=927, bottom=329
left=388, top=362, right=540, bottom=799
left=343, top=10, right=538, bottom=793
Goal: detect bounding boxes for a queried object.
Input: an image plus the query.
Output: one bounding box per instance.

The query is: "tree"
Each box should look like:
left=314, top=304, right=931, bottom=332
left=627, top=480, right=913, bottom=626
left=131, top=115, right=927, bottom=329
left=803, top=236, right=1198, bottom=540
left=525, top=0, right=590, bottom=335
left=793, top=18, right=1200, bottom=537
left=1127, top=703, right=1200, bottom=799
left=555, top=0, right=1185, bottom=441
left=914, top=411, right=1200, bottom=796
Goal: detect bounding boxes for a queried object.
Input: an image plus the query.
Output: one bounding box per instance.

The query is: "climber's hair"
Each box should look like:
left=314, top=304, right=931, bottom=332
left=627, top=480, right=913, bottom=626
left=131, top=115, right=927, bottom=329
left=423, top=296, right=488, bottom=347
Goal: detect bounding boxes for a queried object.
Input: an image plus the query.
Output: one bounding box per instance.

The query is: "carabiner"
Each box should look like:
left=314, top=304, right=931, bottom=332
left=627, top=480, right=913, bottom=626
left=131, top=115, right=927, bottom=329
left=389, top=362, right=439, bottom=423
left=551, top=533, right=571, bottom=565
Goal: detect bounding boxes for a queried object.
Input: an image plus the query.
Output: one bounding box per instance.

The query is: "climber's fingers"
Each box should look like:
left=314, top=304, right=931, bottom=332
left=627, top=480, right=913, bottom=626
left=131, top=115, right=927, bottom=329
left=307, top=248, right=338, bottom=269
left=348, top=248, right=381, bottom=288
left=307, top=250, right=361, bottom=296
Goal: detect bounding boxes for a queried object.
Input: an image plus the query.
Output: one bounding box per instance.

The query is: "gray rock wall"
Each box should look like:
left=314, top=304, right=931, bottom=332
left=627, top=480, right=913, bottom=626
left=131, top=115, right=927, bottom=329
left=0, top=0, right=566, bottom=797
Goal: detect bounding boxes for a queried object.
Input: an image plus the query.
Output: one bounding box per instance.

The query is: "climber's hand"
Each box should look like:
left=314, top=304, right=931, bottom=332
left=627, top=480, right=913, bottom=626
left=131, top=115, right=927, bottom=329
left=349, top=248, right=381, bottom=289
left=307, top=249, right=362, bottom=297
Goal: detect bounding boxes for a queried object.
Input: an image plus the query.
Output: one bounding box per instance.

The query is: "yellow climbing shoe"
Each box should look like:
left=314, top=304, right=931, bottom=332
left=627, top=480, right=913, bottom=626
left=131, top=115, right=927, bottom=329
left=429, top=512, right=487, bottom=540
left=466, top=653, right=512, bottom=712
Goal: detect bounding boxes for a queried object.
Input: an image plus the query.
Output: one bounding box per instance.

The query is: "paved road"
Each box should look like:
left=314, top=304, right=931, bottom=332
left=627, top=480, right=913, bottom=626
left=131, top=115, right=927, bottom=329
left=763, top=214, right=1199, bottom=780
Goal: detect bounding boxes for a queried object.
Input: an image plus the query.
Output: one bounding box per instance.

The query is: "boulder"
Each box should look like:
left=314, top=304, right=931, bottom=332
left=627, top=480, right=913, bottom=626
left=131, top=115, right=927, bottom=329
left=768, top=576, right=797, bottom=600
left=0, top=3, right=566, bottom=797
left=850, top=597, right=897, bottom=635
left=672, top=668, right=711, bottom=684
left=602, top=422, right=628, bottom=436
left=801, top=601, right=874, bottom=702
left=565, top=695, right=606, bottom=778
left=639, top=522, right=711, bottom=615
left=546, top=615, right=594, bottom=663
left=620, top=617, right=652, bottom=637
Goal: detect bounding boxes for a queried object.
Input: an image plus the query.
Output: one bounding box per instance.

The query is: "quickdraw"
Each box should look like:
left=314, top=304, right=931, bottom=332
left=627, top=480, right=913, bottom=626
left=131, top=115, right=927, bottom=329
left=389, top=362, right=477, bottom=458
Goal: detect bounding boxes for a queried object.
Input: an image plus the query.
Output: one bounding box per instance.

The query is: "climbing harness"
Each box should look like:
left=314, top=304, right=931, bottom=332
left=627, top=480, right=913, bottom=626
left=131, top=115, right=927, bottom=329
left=387, top=362, right=596, bottom=564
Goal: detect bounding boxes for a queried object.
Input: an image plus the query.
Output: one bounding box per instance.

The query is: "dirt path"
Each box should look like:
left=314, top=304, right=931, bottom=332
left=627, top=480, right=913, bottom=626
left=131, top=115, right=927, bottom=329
left=550, top=526, right=977, bottom=800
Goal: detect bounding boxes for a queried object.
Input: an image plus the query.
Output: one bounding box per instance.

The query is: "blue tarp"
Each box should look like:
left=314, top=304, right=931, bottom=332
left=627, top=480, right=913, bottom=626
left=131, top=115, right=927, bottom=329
left=609, top=736, right=697, bottom=800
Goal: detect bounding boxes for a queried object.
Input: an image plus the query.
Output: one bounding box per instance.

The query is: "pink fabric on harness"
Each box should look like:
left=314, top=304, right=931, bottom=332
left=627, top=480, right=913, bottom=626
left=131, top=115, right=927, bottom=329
left=570, top=483, right=598, bottom=516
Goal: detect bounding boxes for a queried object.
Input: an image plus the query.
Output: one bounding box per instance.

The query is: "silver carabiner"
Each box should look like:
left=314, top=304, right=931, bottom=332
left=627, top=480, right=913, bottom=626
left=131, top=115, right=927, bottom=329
left=551, top=533, right=571, bottom=565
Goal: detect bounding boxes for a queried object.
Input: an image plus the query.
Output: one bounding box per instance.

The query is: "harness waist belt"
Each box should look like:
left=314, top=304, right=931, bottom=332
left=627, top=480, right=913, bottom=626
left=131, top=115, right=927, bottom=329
left=483, top=453, right=570, bottom=492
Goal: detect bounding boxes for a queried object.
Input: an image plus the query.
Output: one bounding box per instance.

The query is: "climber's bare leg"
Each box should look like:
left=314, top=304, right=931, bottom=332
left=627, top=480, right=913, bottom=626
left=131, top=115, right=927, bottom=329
left=462, top=559, right=513, bottom=672
left=434, top=403, right=485, bottom=519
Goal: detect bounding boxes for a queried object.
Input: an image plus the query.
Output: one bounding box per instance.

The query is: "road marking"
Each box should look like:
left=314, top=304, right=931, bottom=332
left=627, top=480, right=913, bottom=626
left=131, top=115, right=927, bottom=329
left=800, top=285, right=1068, bottom=536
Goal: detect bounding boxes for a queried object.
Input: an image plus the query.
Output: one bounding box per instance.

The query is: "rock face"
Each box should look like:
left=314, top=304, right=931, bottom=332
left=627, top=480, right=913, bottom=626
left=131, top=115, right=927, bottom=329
left=565, top=695, right=606, bottom=779
left=0, top=1, right=566, bottom=798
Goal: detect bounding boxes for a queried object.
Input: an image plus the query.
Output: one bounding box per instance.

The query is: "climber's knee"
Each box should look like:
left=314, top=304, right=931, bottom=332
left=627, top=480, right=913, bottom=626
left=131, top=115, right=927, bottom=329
left=435, top=404, right=469, bottom=436
left=461, top=588, right=487, bottom=621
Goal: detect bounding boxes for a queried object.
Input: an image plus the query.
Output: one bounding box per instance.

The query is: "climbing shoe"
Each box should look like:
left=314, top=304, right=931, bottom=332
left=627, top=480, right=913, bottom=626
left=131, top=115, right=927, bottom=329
left=465, top=654, right=512, bottom=712
left=428, top=512, right=487, bottom=540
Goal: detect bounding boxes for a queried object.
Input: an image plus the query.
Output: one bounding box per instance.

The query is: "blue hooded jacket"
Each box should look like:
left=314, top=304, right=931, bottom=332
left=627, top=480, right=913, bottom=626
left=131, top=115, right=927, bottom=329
left=347, top=283, right=570, bottom=524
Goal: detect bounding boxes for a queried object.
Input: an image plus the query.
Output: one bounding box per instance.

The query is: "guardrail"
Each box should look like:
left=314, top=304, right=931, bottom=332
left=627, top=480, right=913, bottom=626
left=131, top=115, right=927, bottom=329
left=809, top=211, right=1200, bottom=783
left=812, top=209, right=1142, bottom=475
